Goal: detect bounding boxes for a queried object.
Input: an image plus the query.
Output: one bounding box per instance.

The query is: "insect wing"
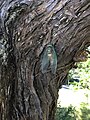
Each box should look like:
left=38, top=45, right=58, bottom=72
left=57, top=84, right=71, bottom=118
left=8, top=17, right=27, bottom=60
left=41, top=50, right=49, bottom=73
left=50, top=48, right=57, bottom=74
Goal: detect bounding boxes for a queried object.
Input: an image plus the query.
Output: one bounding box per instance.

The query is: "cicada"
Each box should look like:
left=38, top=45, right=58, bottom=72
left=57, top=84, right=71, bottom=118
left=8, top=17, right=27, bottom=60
left=41, top=44, right=57, bottom=74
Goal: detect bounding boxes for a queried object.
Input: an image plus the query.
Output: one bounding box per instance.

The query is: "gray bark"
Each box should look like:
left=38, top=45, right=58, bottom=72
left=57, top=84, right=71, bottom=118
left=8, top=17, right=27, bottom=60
left=0, top=0, right=90, bottom=120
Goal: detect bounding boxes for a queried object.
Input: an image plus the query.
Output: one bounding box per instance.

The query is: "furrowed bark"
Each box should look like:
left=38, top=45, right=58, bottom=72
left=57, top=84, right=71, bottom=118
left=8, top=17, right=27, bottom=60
left=0, top=0, right=90, bottom=120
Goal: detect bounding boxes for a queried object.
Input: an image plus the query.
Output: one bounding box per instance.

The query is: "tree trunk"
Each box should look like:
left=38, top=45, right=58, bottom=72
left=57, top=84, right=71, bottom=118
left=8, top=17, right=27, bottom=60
left=0, top=0, right=90, bottom=120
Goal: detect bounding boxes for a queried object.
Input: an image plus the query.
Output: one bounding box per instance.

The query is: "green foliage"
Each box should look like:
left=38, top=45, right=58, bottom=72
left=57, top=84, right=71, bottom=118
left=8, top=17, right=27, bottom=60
left=55, top=103, right=90, bottom=120
left=56, top=56, right=90, bottom=120
left=80, top=102, right=90, bottom=120
left=55, top=105, right=77, bottom=120
left=68, top=58, right=90, bottom=89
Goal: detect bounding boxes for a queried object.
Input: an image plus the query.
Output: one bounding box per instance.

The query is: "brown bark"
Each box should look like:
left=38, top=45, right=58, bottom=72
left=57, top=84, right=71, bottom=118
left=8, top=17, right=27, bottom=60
left=0, top=0, right=90, bottom=120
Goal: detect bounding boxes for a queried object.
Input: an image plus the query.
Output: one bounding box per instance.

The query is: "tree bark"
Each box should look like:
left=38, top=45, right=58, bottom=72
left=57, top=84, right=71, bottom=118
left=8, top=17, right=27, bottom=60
left=0, top=0, right=90, bottom=120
